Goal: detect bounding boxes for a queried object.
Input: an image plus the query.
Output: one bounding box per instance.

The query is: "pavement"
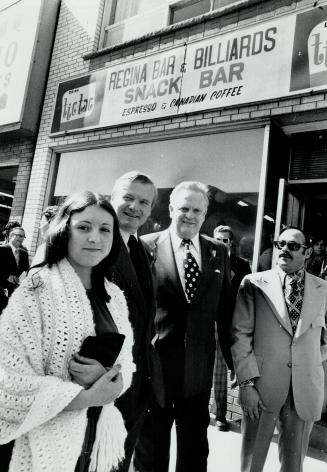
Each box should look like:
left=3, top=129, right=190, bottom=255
left=130, top=420, right=327, bottom=471
left=166, top=421, right=327, bottom=472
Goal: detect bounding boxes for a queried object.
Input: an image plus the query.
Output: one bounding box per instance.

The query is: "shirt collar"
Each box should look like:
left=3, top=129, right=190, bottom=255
left=120, top=229, right=138, bottom=247
left=277, top=266, right=305, bottom=286
left=9, top=242, right=17, bottom=253
left=169, top=226, right=200, bottom=253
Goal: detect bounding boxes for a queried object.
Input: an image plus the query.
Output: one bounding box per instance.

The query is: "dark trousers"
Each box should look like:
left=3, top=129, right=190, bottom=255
left=115, top=378, right=151, bottom=472
left=116, top=406, right=148, bottom=472
left=134, top=391, right=211, bottom=472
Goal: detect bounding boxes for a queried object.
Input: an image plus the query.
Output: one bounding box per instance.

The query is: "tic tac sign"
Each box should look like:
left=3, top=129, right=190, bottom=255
left=51, top=7, right=327, bottom=134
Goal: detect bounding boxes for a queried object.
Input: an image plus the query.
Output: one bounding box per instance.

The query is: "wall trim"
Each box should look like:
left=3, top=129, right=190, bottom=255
left=50, top=117, right=270, bottom=153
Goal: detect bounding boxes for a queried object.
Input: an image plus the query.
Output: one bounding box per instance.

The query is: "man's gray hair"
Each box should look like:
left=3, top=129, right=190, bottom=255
left=111, top=170, right=157, bottom=207
left=170, top=181, right=209, bottom=207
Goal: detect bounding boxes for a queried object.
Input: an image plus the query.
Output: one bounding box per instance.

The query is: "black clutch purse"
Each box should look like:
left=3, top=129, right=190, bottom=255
left=79, top=332, right=125, bottom=367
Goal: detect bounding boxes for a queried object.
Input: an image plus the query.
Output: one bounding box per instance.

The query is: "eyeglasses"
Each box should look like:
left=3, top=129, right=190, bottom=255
left=274, top=240, right=307, bottom=252
left=216, top=237, right=230, bottom=243
left=11, top=233, right=25, bottom=239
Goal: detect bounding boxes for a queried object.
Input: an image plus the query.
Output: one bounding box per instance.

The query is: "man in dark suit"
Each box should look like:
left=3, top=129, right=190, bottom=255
left=0, top=226, right=29, bottom=313
left=107, top=171, right=164, bottom=472
left=136, top=181, right=233, bottom=472
left=212, top=225, right=251, bottom=431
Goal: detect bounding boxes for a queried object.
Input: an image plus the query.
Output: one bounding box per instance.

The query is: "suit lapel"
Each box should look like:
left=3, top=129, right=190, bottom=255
left=115, top=239, right=148, bottom=316
left=7, top=246, right=18, bottom=271
left=254, top=268, right=293, bottom=336
left=295, top=273, right=325, bottom=338
left=191, top=236, right=214, bottom=303
left=156, top=230, right=186, bottom=301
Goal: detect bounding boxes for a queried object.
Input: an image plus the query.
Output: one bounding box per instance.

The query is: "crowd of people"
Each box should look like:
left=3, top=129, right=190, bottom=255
left=0, top=172, right=326, bottom=472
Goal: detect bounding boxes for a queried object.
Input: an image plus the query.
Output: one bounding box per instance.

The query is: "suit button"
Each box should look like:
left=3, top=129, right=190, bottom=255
left=287, top=362, right=292, bottom=368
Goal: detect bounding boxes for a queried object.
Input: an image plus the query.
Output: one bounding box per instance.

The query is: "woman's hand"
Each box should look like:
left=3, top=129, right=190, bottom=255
left=69, top=354, right=106, bottom=388
left=87, top=365, right=123, bottom=406
left=65, top=365, right=123, bottom=411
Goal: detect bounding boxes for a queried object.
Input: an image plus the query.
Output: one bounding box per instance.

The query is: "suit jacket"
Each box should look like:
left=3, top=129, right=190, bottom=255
left=231, top=266, right=327, bottom=421
left=0, top=245, right=29, bottom=295
left=106, top=235, right=164, bottom=419
left=230, top=253, right=251, bottom=301
left=142, top=229, right=233, bottom=399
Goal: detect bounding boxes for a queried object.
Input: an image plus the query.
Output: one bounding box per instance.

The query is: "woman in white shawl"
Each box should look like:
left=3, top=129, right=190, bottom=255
left=0, top=191, right=135, bottom=472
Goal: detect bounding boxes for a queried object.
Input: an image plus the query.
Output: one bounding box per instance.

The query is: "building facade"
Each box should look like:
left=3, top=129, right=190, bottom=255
left=14, top=0, right=327, bottom=432
left=0, top=0, right=59, bottom=232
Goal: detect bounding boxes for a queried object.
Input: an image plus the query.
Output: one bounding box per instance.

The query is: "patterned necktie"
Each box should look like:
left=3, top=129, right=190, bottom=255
left=284, top=270, right=304, bottom=335
left=181, top=239, right=200, bottom=303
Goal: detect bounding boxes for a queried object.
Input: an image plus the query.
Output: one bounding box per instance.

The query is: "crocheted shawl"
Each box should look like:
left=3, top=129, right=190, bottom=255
left=0, top=258, right=135, bottom=472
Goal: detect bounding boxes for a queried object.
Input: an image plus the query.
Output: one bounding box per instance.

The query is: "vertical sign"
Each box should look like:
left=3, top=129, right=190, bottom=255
left=0, top=0, right=43, bottom=126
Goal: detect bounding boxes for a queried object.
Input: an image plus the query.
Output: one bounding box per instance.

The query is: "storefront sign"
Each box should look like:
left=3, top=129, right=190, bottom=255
left=0, top=0, right=43, bottom=127
left=51, top=7, right=327, bottom=134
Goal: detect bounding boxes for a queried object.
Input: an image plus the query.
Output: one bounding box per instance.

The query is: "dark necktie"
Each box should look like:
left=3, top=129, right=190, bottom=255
left=181, top=239, right=200, bottom=303
left=128, top=235, right=149, bottom=299
left=284, top=272, right=304, bottom=335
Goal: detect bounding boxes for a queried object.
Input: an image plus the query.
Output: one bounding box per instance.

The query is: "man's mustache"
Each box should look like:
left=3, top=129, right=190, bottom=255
left=279, top=251, right=292, bottom=259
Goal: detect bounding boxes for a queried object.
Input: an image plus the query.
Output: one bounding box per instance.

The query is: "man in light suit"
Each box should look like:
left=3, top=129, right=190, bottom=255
left=107, top=171, right=164, bottom=472
left=136, top=181, right=233, bottom=472
left=231, top=227, right=327, bottom=472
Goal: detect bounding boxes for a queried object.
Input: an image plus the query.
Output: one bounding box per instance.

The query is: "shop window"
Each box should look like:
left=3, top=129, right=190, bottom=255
left=170, top=0, right=237, bottom=24
left=212, top=0, right=238, bottom=10
left=53, top=129, right=265, bottom=268
left=101, top=0, right=167, bottom=48
left=0, top=165, right=18, bottom=238
left=170, top=0, right=211, bottom=24
left=100, top=0, right=239, bottom=48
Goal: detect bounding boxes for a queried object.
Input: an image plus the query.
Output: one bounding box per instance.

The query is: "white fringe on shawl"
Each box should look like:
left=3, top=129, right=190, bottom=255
left=0, top=258, right=135, bottom=472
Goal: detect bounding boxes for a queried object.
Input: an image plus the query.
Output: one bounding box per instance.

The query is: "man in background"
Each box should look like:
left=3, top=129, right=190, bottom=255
left=32, top=205, right=58, bottom=266
left=0, top=226, right=29, bottom=313
left=212, top=225, right=251, bottom=431
left=306, top=235, right=327, bottom=278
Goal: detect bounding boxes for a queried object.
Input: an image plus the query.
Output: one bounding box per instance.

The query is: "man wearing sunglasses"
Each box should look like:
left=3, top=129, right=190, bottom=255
left=231, top=226, right=327, bottom=472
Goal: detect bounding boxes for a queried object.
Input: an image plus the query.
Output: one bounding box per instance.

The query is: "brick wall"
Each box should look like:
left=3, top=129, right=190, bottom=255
left=0, top=137, right=35, bottom=223
left=22, top=0, right=105, bottom=251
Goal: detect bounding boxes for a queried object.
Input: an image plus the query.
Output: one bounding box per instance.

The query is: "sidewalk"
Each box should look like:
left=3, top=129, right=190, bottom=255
left=167, top=421, right=327, bottom=472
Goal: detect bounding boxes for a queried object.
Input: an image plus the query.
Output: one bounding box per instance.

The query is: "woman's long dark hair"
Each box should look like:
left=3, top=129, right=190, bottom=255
left=44, top=191, right=121, bottom=300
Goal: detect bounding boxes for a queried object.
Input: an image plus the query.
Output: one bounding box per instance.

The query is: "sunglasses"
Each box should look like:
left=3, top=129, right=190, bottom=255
left=11, top=233, right=25, bottom=239
left=274, top=240, right=307, bottom=252
left=216, top=237, right=230, bottom=243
